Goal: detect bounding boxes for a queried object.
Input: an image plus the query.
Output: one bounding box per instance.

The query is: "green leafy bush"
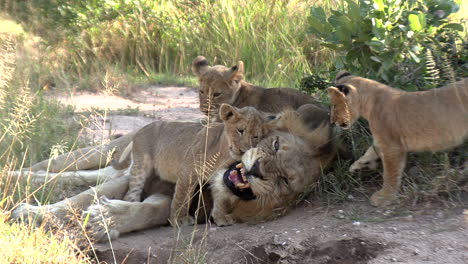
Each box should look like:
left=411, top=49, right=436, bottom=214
left=308, top=0, right=466, bottom=89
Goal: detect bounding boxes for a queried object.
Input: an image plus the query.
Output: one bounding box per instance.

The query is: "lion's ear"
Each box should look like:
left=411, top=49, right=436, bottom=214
left=336, top=84, right=350, bottom=95
left=219, top=104, right=240, bottom=122
left=192, top=56, right=210, bottom=76
left=335, top=71, right=352, bottom=82
left=226, top=61, right=244, bottom=82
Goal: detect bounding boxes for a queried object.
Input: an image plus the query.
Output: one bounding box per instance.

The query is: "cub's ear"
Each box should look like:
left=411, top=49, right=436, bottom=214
left=335, top=84, right=350, bottom=95
left=328, top=86, right=346, bottom=98
left=226, top=61, right=244, bottom=82
left=219, top=104, right=240, bottom=122
left=192, top=56, right=210, bottom=76
left=335, top=71, right=352, bottom=82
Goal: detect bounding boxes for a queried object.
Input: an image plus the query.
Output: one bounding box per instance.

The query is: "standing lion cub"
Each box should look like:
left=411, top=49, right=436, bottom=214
left=328, top=72, right=468, bottom=206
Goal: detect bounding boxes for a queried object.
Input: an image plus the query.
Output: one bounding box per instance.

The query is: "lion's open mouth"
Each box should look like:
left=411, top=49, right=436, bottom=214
left=223, top=162, right=257, bottom=201
left=228, top=163, right=250, bottom=189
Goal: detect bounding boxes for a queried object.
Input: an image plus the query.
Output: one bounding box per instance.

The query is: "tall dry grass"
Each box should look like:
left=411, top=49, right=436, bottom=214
left=1, top=0, right=336, bottom=91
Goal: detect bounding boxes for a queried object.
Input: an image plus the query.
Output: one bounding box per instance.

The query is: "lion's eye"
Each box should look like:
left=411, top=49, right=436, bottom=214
left=253, top=135, right=259, bottom=140
left=272, top=137, right=280, bottom=151
left=282, top=177, right=289, bottom=185
left=213, top=92, right=221, bottom=97
left=200, top=90, right=205, bottom=95
left=237, top=128, right=244, bottom=135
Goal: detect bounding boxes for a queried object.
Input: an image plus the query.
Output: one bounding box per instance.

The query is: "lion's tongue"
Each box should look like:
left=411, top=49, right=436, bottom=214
left=228, top=170, right=242, bottom=185
left=228, top=168, right=250, bottom=189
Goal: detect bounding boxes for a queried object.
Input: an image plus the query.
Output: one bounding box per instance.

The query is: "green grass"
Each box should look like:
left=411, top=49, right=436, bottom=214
left=1, top=0, right=336, bottom=92
left=0, top=212, right=90, bottom=264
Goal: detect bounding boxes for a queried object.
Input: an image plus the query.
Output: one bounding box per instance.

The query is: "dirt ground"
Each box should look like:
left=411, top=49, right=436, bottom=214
left=57, top=86, right=468, bottom=264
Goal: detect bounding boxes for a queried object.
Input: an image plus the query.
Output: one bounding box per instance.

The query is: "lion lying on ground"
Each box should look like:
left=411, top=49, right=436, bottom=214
left=11, top=104, right=336, bottom=240
left=328, top=72, right=468, bottom=206
left=192, top=56, right=326, bottom=121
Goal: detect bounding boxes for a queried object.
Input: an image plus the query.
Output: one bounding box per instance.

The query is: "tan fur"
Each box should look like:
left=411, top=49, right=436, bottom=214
left=192, top=56, right=325, bottom=121
left=211, top=108, right=336, bottom=225
left=25, top=131, right=136, bottom=172
left=117, top=104, right=275, bottom=226
left=11, top=105, right=337, bottom=239
left=329, top=74, right=468, bottom=206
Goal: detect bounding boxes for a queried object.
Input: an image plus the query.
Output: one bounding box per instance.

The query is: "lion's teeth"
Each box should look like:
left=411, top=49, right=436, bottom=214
left=241, top=174, right=247, bottom=182
left=236, top=163, right=244, bottom=169
left=236, top=182, right=251, bottom=189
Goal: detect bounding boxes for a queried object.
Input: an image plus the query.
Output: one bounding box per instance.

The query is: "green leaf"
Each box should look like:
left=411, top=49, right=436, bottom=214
left=443, top=23, right=464, bottom=31
left=408, top=14, right=422, bottom=32
left=344, top=0, right=361, bottom=21
left=408, top=50, right=420, bottom=63
left=372, top=0, right=385, bottom=11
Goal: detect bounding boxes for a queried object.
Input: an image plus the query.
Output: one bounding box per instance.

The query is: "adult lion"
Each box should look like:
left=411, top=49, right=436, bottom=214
left=11, top=105, right=336, bottom=241
left=328, top=72, right=468, bottom=206
left=192, top=56, right=326, bottom=121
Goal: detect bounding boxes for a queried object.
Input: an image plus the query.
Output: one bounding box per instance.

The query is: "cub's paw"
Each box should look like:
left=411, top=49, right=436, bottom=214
left=370, top=190, right=398, bottom=207
left=213, top=214, right=235, bottom=227
left=349, top=159, right=379, bottom=173
left=83, top=197, right=122, bottom=242
left=123, top=192, right=140, bottom=202
left=170, top=215, right=195, bottom=227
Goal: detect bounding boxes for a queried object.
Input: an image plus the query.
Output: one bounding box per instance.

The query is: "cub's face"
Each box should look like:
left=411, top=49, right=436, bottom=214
left=192, top=56, right=244, bottom=121
left=327, top=84, right=359, bottom=129
left=219, top=104, right=275, bottom=159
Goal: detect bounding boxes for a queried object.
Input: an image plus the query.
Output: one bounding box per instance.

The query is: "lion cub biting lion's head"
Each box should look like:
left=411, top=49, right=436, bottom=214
left=328, top=72, right=468, bottom=206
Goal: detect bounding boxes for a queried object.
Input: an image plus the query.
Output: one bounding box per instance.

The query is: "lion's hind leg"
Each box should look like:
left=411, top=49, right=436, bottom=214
left=123, top=153, right=153, bottom=202
left=85, top=194, right=171, bottom=241
left=11, top=175, right=129, bottom=225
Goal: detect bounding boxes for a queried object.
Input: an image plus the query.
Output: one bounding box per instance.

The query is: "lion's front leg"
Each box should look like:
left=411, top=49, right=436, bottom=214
left=370, top=147, right=407, bottom=207
left=11, top=175, right=129, bottom=224
left=211, top=195, right=238, bottom=227
left=210, top=174, right=238, bottom=227
left=84, top=193, right=171, bottom=241
left=349, top=144, right=381, bottom=173
left=169, top=176, right=198, bottom=227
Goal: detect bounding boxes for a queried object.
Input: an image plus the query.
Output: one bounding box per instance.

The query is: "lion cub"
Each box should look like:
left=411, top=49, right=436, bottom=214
left=328, top=73, right=468, bottom=206
left=116, top=104, right=275, bottom=226
left=192, top=56, right=326, bottom=121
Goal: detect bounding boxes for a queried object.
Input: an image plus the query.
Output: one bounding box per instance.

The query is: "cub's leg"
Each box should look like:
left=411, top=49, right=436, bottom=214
left=210, top=171, right=237, bottom=226
left=211, top=195, right=237, bottom=226
left=85, top=193, right=171, bottom=241
left=123, top=154, right=152, bottom=202
left=11, top=175, right=129, bottom=224
left=349, top=145, right=381, bottom=173
left=169, top=175, right=198, bottom=227
left=370, top=147, right=407, bottom=207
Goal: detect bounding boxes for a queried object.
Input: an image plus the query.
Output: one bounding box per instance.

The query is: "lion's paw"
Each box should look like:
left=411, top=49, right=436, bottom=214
left=170, top=215, right=195, bottom=227
left=349, top=159, right=379, bottom=173
left=11, top=203, right=67, bottom=222
left=11, top=203, right=43, bottom=222
left=370, top=190, right=398, bottom=207
left=123, top=192, right=140, bottom=202
left=213, top=214, right=235, bottom=227
left=83, top=197, right=124, bottom=242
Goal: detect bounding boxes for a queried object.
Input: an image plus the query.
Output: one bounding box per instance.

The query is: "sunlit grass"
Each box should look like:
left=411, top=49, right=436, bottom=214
left=0, top=212, right=89, bottom=264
